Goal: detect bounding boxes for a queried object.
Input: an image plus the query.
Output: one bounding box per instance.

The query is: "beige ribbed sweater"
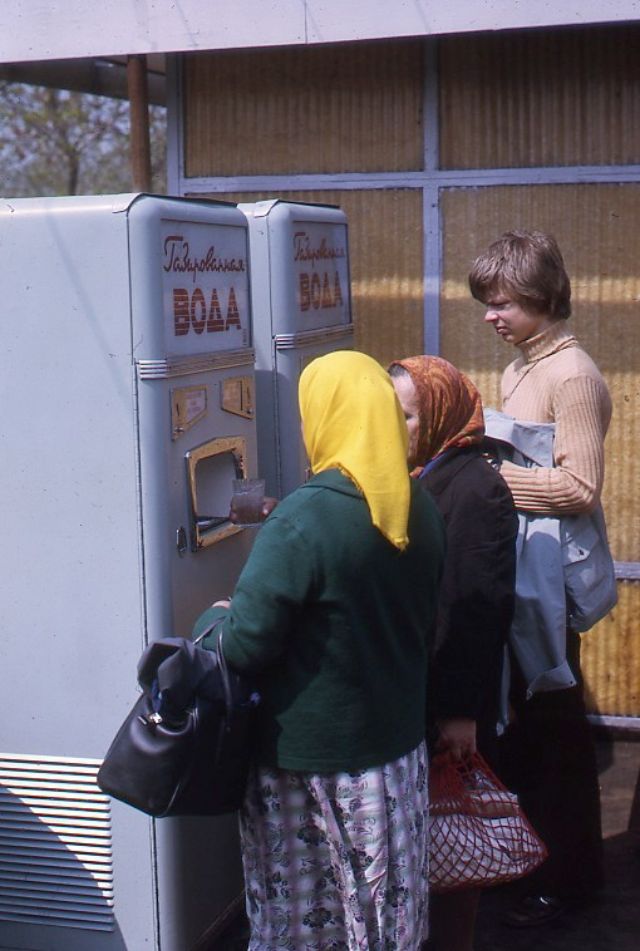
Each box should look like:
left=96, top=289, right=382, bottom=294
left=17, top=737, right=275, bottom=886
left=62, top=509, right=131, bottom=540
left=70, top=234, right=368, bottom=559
left=499, top=321, right=612, bottom=515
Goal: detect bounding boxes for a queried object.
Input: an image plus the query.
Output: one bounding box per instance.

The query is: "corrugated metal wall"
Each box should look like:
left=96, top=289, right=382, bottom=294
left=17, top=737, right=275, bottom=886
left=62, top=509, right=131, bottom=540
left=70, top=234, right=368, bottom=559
left=184, top=42, right=424, bottom=176
left=439, top=27, right=640, bottom=169
left=179, top=24, right=640, bottom=717
left=184, top=40, right=427, bottom=365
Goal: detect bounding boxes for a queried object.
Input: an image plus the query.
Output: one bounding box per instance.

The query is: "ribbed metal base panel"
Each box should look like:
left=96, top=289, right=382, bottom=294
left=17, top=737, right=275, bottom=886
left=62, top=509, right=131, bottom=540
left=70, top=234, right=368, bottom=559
left=0, top=754, right=114, bottom=932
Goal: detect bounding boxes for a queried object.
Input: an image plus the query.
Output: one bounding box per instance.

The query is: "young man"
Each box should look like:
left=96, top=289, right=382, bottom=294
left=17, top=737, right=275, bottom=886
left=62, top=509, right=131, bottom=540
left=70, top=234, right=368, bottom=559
left=469, top=230, right=612, bottom=927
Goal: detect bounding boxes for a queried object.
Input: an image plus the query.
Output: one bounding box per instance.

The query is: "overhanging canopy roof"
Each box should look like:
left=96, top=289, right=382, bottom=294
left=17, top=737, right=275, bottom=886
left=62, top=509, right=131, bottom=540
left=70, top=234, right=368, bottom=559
left=4, top=0, right=639, bottom=65
left=0, top=56, right=166, bottom=105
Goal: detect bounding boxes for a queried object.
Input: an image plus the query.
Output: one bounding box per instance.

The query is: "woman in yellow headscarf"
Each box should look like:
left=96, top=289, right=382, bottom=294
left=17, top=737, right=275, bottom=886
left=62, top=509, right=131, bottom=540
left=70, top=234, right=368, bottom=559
left=194, top=350, right=446, bottom=950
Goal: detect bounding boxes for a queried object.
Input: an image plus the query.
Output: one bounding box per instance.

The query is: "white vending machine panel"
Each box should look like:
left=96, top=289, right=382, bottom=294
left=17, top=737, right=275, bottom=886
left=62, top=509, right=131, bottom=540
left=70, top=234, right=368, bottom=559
left=0, top=194, right=256, bottom=951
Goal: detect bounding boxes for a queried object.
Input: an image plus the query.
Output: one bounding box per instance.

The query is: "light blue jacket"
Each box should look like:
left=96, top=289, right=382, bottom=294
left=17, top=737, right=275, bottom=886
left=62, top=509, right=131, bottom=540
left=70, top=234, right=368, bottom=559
left=484, top=409, right=617, bottom=699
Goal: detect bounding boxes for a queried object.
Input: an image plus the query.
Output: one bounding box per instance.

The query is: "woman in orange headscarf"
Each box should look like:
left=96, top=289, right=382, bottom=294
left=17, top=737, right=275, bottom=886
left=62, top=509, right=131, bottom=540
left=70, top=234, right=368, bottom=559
left=388, top=355, right=518, bottom=951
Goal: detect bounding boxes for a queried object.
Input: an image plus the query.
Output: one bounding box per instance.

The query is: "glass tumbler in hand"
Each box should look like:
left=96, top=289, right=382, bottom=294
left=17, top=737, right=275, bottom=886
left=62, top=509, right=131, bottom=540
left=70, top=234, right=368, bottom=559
left=230, top=478, right=267, bottom=526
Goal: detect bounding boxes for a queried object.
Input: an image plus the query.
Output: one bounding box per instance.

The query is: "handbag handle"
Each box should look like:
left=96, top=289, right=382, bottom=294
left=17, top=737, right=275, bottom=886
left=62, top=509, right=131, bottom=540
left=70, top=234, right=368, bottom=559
left=215, top=630, right=235, bottom=726
left=193, top=615, right=225, bottom=646
left=193, top=616, right=235, bottom=725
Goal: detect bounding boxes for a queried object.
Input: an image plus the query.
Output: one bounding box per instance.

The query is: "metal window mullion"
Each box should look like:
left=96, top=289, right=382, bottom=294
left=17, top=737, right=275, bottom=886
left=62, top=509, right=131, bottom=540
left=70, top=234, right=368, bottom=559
left=179, top=172, right=428, bottom=193
left=431, top=163, right=640, bottom=186
left=614, top=562, right=640, bottom=581
left=423, top=36, right=441, bottom=354
left=423, top=184, right=441, bottom=355
left=166, top=53, right=184, bottom=195
left=178, top=162, right=640, bottom=196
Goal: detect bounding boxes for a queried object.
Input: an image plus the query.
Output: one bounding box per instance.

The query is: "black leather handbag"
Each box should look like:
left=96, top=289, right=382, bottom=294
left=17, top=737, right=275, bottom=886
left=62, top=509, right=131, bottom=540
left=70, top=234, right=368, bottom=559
left=97, top=623, right=259, bottom=817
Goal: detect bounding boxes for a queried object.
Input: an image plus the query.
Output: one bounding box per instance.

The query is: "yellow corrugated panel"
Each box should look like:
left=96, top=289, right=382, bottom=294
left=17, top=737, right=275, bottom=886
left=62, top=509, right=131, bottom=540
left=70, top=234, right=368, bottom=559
left=184, top=42, right=424, bottom=177
left=439, top=25, right=640, bottom=169
left=582, top=583, right=640, bottom=716
left=190, top=189, right=425, bottom=367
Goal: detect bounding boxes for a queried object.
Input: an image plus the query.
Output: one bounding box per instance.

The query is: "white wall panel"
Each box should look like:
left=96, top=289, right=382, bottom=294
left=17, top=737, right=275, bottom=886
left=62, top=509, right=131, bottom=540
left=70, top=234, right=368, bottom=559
left=4, top=0, right=640, bottom=63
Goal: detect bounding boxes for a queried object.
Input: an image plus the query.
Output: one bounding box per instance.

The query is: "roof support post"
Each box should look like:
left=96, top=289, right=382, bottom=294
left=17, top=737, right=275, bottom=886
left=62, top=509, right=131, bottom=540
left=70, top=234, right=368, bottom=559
left=127, top=54, right=151, bottom=191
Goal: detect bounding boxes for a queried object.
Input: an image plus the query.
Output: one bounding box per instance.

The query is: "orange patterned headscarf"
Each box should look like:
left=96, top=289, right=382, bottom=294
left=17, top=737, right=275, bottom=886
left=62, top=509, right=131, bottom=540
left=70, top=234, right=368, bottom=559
left=389, top=355, right=485, bottom=476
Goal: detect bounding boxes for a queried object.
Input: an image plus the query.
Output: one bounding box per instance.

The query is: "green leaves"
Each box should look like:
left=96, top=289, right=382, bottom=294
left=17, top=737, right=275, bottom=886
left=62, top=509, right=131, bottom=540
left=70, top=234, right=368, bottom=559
left=0, top=81, right=166, bottom=196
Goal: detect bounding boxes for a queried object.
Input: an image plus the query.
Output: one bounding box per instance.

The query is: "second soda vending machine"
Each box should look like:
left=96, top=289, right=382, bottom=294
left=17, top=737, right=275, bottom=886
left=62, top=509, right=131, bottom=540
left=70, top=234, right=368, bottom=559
left=0, top=194, right=257, bottom=950
left=239, top=199, right=354, bottom=499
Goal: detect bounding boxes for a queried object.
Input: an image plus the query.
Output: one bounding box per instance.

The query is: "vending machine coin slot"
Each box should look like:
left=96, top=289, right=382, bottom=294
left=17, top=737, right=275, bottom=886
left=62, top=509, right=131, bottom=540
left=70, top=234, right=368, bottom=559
left=185, top=436, right=248, bottom=550
left=221, top=375, right=254, bottom=419
left=171, top=384, right=208, bottom=440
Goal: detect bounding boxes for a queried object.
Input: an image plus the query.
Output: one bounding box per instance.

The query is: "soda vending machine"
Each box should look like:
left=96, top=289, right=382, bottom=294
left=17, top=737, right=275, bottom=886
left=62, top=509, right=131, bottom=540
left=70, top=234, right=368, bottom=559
left=0, top=194, right=258, bottom=950
left=239, top=199, right=354, bottom=499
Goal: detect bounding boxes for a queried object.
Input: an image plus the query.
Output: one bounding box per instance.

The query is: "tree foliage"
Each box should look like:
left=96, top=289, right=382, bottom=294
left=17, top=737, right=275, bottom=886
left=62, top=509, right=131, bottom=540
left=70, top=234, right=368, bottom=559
left=0, top=82, right=166, bottom=197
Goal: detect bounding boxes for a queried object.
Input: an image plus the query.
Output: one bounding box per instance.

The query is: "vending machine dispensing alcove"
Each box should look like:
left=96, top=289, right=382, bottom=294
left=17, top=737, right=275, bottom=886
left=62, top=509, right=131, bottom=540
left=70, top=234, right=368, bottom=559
left=0, top=194, right=257, bottom=950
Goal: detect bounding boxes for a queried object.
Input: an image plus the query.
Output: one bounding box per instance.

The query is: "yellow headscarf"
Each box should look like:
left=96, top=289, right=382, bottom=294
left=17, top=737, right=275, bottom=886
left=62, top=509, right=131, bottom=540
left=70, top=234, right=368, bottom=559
left=298, top=350, right=410, bottom=550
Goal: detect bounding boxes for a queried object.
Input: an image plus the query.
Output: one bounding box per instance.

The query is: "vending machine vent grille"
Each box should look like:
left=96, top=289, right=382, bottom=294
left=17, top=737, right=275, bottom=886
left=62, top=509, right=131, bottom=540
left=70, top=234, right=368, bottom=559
left=0, top=753, right=115, bottom=932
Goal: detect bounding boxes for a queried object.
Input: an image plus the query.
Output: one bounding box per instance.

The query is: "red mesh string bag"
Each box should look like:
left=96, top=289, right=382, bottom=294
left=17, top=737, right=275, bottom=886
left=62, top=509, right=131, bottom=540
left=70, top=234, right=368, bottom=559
left=428, top=751, right=548, bottom=893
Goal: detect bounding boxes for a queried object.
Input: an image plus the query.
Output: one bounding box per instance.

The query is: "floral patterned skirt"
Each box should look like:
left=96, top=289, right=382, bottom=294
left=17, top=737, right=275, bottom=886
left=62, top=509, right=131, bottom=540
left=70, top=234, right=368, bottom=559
left=239, top=742, right=429, bottom=951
